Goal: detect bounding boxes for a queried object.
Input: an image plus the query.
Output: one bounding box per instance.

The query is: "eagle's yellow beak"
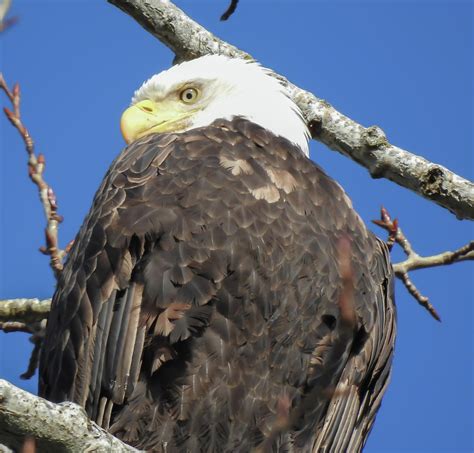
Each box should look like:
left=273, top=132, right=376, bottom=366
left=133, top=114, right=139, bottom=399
left=120, top=99, right=195, bottom=144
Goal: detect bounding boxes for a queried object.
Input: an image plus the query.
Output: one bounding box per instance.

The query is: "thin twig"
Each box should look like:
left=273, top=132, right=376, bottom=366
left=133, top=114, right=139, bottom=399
left=373, top=207, right=440, bottom=320
left=20, top=329, right=44, bottom=380
left=0, top=76, right=66, bottom=278
left=0, top=301, right=47, bottom=379
left=0, top=322, right=31, bottom=334
left=0, top=299, right=49, bottom=379
left=394, top=241, right=474, bottom=274
left=20, top=437, right=36, bottom=453
left=337, top=237, right=357, bottom=329
left=220, top=0, right=239, bottom=21
left=254, top=238, right=356, bottom=452
left=373, top=207, right=473, bottom=321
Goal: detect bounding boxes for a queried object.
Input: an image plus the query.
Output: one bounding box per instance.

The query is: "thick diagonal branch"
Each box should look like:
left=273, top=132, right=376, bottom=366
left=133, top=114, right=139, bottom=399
left=108, top=0, right=474, bottom=220
left=0, top=380, right=142, bottom=452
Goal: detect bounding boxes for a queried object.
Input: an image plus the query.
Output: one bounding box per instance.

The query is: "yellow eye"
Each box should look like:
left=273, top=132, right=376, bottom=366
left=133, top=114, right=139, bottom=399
left=180, top=87, right=198, bottom=104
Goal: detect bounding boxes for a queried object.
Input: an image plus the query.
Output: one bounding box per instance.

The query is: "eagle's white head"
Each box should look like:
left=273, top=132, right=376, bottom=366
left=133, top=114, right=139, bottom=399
left=121, top=55, right=310, bottom=156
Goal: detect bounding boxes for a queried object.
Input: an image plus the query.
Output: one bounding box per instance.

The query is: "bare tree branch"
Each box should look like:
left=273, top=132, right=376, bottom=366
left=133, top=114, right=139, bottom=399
left=109, top=0, right=250, bottom=64
left=0, top=76, right=66, bottom=278
left=0, top=298, right=50, bottom=324
left=373, top=207, right=474, bottom=321
left=108, top=0, right=474, bottom=220
left=0, top=299, right=50, bottom=379
left=393, top=240, right=474, bottom=274
left=0, top=322, right=33, bottom=334
left=19, top=329, right=44, bottom=380
left=0, top=380, right=142, bottom=452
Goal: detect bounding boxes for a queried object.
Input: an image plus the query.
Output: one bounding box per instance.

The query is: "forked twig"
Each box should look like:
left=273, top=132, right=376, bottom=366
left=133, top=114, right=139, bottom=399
left=0, top=75, right=66, bottom=278
left=0, top=316, right=46, bottom=379
left=20, top=329, right=44, bottom=380
left=373, top=207, right=474, bottom=321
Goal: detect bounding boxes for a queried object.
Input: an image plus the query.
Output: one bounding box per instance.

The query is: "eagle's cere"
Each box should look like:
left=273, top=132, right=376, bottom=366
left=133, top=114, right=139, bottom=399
left=40, top=55, right=396, bottom=452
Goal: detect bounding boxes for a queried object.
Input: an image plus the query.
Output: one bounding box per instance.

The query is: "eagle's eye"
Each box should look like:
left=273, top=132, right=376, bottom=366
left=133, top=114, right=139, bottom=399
left=180, top=87, right=199, bottom=104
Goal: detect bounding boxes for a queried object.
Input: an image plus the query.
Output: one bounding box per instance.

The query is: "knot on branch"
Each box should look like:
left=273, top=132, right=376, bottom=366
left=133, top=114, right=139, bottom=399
left=420, top=165, right=449, bottom=197
left=308, top=118, right=323, bottom=137
left=362, top=126, right=388, bottom=148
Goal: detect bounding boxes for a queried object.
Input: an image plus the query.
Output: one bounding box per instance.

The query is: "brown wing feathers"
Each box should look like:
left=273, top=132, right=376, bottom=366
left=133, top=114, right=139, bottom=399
left=39, top=118, right=396, bottom=452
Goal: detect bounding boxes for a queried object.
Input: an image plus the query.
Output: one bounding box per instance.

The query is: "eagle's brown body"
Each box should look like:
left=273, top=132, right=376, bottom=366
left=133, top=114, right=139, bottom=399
left=40, top=118, right=395, bottom=452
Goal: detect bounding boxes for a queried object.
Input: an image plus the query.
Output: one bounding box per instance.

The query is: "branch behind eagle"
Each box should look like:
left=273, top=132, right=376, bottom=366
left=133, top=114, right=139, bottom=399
left=39, top=56, right=395, bottom=452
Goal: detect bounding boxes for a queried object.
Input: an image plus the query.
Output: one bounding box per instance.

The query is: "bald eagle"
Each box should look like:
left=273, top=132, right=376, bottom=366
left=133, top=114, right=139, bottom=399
left=39, top=55, right=396, bottom=452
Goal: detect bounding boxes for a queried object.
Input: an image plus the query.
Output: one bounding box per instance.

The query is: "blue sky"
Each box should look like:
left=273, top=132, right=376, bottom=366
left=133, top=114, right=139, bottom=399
left=0, top=1, right=472, bottom=451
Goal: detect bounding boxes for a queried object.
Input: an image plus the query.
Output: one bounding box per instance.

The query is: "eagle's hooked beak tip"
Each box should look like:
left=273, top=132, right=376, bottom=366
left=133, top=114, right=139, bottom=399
left=120, top=100, right=159, bottom=144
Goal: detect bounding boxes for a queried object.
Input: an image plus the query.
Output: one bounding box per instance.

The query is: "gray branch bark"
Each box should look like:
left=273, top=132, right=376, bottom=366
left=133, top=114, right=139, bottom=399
left=109, top=0, right=474, bottom=220
left=0, top=380, right=141, bottom=452
left=0, top=298, right=50, bottom=323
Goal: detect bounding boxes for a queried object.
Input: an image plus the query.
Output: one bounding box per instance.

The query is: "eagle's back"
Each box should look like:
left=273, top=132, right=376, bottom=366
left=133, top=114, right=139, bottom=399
left=39, top=118, right=395, bottom=452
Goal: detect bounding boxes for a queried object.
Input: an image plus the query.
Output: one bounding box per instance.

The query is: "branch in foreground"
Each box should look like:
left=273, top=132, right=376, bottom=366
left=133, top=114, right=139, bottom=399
left=0, top=380, right=142, bottom=452
left=373, top=207, right=474, bottom=321
left=0, top=76, right=66, bottom=278
left=108, top=0, right=474, bottom=220
left=256, top=238, right=357, bottom=452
